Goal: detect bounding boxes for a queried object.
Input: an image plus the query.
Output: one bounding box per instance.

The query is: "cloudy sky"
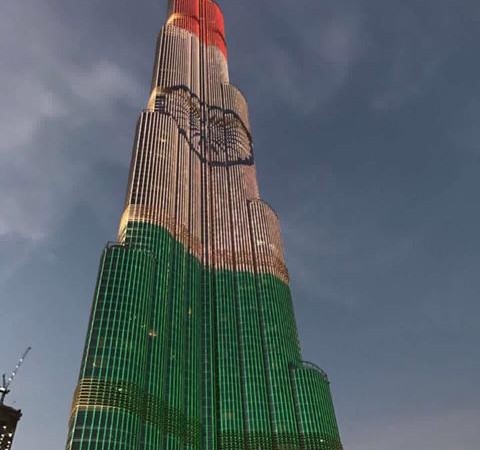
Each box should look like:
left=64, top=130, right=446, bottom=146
left=1, top=0, right=479, bottom=449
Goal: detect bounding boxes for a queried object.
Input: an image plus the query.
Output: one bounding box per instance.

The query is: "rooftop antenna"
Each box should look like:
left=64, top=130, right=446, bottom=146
left=0, top=347, right=31, bottom=405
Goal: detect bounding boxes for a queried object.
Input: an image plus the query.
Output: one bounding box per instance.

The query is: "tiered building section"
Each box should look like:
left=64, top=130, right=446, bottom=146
left=0, top=405, right=21, bottom=450
left=65, top=1, right=343, bottom=449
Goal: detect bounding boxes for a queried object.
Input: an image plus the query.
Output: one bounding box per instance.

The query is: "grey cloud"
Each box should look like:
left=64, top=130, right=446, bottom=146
left=227, top=0, right=365, bottom=113
left=230, top=0, right=475, bottom=114
left=282, top=199, right=416, bottom=309
left=368, top=0, right=469, bottom=110
left=67, top=61, right=143, bottom=121
left=0, top=0, right=143, bottom=242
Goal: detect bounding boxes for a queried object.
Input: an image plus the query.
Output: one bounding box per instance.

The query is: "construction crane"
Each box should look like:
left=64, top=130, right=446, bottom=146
left=0, top=347, right=31, bottom=405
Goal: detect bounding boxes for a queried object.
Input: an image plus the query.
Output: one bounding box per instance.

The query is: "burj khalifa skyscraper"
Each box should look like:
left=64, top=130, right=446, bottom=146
left=65, top=1, right=343, bottom=449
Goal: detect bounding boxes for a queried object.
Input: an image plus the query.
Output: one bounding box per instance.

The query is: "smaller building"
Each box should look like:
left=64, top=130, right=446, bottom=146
left=0, top=405, right=22, bottom=450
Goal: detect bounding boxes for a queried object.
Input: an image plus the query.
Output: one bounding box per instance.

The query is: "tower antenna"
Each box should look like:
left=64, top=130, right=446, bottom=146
left=0, top=347, right=31, bottom=404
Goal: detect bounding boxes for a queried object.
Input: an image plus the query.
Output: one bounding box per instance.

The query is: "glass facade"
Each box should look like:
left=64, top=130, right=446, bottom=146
left=65, top=1, right=343, bottom=449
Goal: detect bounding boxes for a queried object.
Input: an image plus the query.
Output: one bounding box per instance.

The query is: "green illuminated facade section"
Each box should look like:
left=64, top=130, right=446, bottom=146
left=65, top=1, right=343, bottom=449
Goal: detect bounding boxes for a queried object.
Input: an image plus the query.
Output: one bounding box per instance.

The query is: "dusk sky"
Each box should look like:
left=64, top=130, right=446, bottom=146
left=1, top=0, right=479, bottom=449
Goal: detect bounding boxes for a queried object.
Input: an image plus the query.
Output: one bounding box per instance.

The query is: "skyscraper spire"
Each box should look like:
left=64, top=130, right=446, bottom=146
left=65, top=1, right=343, bottom=449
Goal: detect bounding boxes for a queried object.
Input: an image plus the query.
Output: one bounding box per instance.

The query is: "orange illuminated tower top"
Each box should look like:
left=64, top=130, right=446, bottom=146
left=167, top=0, right=227, bottom=57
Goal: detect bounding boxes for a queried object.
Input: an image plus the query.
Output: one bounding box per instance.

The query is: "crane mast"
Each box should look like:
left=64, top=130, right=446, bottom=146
left=0, top=347, right=31, bottom=405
